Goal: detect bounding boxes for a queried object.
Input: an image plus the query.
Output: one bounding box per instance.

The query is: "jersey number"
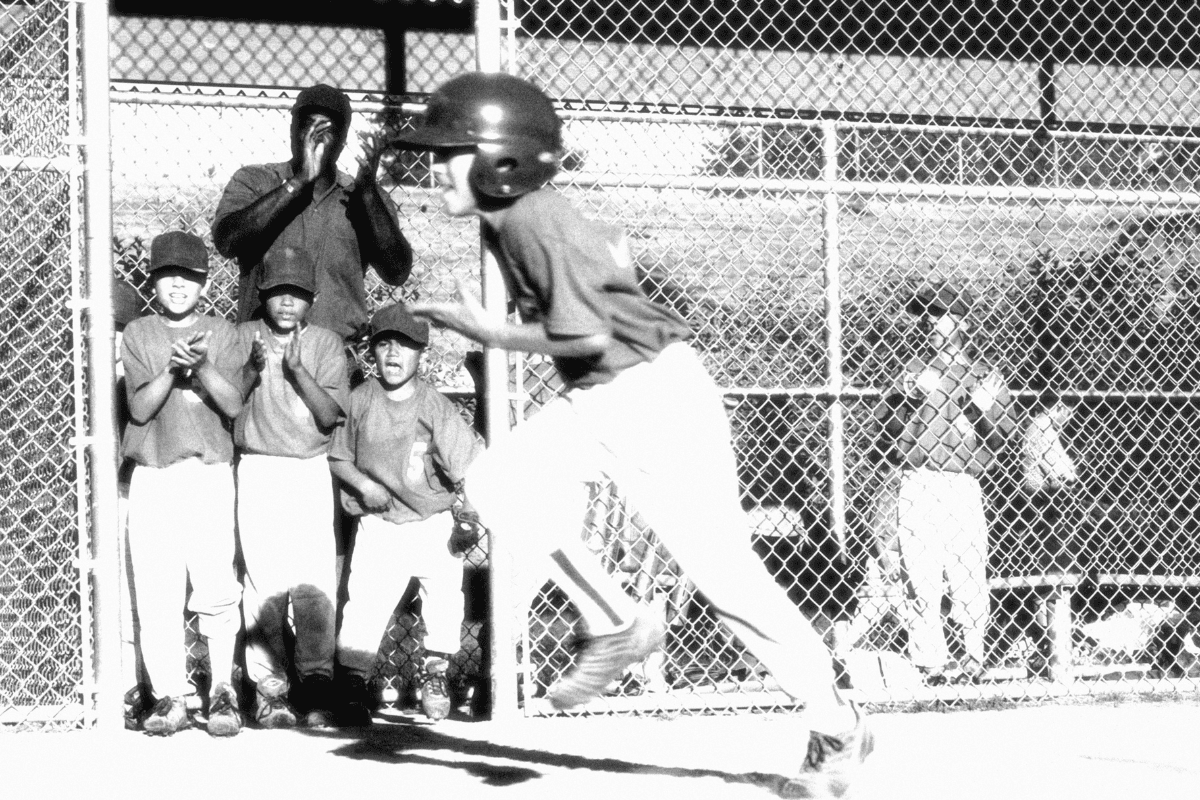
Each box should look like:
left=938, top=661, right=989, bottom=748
left=406, top=442, right=428, bottom=482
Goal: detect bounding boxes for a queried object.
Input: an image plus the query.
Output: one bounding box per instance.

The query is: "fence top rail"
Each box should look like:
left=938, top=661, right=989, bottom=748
left=722, top=387, right=1200, bottom=403
left=109, top=82, right=424, bottom=114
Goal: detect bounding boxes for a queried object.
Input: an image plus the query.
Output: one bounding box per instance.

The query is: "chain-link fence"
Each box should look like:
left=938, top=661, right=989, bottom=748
left=1, top=0, right=90, bottom=728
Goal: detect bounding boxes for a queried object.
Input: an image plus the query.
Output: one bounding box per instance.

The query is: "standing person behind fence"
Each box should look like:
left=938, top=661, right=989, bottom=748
left=395, top=72, right=872, bottom=799
left=235, top=246, right=349, bottom=729
left=328, top=303, right=483, bottom=725
left=212, top=83, right=413, bottom=348
left=874, top=282, right=1018, bottom=683
left=120, top=231, right=245, bottom=737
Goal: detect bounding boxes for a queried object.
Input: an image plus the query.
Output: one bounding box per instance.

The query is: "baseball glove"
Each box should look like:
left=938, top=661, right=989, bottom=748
left=448, top=507, right=483, bottom=556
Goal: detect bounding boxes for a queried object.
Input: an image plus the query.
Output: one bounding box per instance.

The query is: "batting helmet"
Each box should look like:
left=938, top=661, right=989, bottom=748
left=392, top=72, right=563, bottom=199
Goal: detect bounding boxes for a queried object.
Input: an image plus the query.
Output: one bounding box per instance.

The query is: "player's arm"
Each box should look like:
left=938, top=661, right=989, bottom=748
left=409, top=278, right=611, bottom=357
left=970, top=371, right=1018, bottom=452
left=348, top=132, right=413, bottom=286
left=282, top=332, right=342, bottom=430
left=173, top=330, right=243, bottom=419
left=127, top=365, right=178, bottom=424
left=329, top=458, right=391, bottom=512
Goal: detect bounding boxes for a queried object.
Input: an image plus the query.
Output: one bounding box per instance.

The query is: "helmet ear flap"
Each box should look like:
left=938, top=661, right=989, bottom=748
left=469, top=142, right=561, bottom=199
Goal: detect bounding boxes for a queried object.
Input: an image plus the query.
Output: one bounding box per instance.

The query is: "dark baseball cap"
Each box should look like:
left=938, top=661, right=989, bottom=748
left=149, top=231, right=208, bottom=276
left=906, top=282, right=974, bottom=318
left=112, top=279, right=143, bottom=329
left=369, top=303, right=429, bottom=347
left=258, top=246, right=317, bottom=295
left=292, top=84, right=352, bottom=127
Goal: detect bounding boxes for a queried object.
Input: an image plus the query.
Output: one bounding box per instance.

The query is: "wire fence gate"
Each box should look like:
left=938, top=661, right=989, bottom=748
left=5, top=0, right=1200, bottom=727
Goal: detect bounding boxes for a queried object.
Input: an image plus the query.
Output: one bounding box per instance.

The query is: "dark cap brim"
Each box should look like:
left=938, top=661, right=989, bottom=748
left=389, top=126, right=478, bottom=151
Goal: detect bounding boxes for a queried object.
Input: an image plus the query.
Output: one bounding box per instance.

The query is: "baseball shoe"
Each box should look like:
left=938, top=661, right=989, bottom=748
left=206, top=682, right=242, bottom=737
left=778, top=703, right=874, bottom=799
left=142, top=695, right=190, bottom=737
left=337, top=672, right=377, bottom=728
left=123, top=685, right=150, bottom=731
left=547, top=610, right=666, bottom=711
left=418, top=657, right=452, bottom=722
left=295, top=674, right=337, bottom=729
left=253, top=674, right=297, bottom=729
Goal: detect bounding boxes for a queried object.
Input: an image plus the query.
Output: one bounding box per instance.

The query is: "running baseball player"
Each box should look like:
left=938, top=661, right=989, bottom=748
left=395, top=72, right=872, bottom=798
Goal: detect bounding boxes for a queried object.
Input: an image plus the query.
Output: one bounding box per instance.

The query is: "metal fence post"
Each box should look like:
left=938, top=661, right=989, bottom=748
left=476, top=0, right=521, bottom=722
left=82, top=0, right=121, bottom=730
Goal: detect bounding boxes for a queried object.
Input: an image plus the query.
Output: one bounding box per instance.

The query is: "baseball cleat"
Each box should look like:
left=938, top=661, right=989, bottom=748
left=418, top=657, right=452, bottom=722
left=206, top=682, right=242, bottom=737
left=546, top=610, right=666, bottom=711
left=778, top=703, right=874, bottom=798
left=142, top=695, right=190, bottom=737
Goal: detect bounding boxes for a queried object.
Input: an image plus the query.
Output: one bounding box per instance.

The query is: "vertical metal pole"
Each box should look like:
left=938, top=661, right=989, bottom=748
left=82, top=0, right=120, bottom=730
left=476, top=0, right=520, bottom=722
left=821, top=120, right=848, bottom=558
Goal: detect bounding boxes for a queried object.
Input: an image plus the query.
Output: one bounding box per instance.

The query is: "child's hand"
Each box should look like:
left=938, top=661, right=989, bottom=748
left=970, top=372, right=1004, bottom=412
left=247, top=331, right=268, bottom=373
left=358, top=479, right=392, bottom=513
left=409, top=278, right=496, bottom=343
left=448, top=507, right=482, bottom=556
left=282, top=330, right=304, bottom=376
left=170, top=330, right=211, bottom=371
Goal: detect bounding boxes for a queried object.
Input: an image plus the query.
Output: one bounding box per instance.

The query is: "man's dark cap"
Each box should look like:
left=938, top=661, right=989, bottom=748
left=369, top=302, right=429, bottom=347
left=258, top=246, right=317, bottom=295
left=149, top=231, right=209, bottom=276
left=292, top=84, right=352, bottom=127
left=906, top=282, right=974, bottom=318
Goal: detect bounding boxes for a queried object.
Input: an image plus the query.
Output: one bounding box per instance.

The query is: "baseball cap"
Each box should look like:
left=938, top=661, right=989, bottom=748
left=112, top=279, right=143, bottom=329
left=906, top=282, right=974, bottom=318
left=149, top=231, right=208, bottom=276
left=292, top=84, right=352, bottom=127
left=258, top=246, right=317, bottom=295
left=369, top=303, right=429, bottom=347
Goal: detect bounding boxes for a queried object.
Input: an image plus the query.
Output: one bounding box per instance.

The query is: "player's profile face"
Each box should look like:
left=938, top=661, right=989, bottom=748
left=151, top=267, right=205, bottom=320
left=261, top=286, right=313, bottom=334
left=372, top=335, right=422, bottom=389
left=430, top=147, right=479, bottom=217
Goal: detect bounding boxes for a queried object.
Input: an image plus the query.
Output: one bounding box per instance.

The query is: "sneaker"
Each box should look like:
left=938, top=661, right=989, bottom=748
left=254, top=674, right=297, bottom=729
left=779, top=704, right=874, bottom=799
left=295, top=674, right=337, bottom=729
left=546, top=610, right=666, bottom=711
left=124, top=685, right=150, bottom=731
left=337, top=672, right=377, bottom=728
left=206, top=682, right=242, bottom=737
left=142, top=695, right=190, bottom=737
left=418, top=657, right=452, bottom=722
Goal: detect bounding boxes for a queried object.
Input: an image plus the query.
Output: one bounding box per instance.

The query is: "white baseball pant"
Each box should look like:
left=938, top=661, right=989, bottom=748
left=895, top=468, right=990, bottom=670
left=126, top=459, right=241, bottom=699
left=468, top=342, right=839, bottom=706
left=337, top=510, right=465, bottom=675
left=237, top=453, right=338, bottom=684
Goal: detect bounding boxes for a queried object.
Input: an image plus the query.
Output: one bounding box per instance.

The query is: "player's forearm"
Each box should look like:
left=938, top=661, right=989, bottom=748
left=193, top=363, right=244, bottom=419
left=488, top=322, right=611, bottom=359
left=329, top=459, right=374, bottom=496
left=212, top=183, right=307, bottom=265
left=240, top=363, right=262, bottom=401
left=128, top=369, right=177, bottom=424
left=289, top=368, right=342, bottom=429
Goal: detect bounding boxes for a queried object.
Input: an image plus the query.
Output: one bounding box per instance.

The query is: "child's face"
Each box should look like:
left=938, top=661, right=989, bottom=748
left=152, top=268, right=205, bottom=319
left=261, top=286, right=313, bottom=334
left=430, top=147, right=480, bottom=217
left=372, top=335, right=422, bottom=389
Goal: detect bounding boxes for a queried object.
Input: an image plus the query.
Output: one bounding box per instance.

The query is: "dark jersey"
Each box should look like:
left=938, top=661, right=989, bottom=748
left=482, top=188, right=692, bottom=389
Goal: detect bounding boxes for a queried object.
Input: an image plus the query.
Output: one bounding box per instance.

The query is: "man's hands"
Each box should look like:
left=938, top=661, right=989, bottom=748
left=353, top=131, right=385, bottom=192
left=297, top=116, right=336, bottom=185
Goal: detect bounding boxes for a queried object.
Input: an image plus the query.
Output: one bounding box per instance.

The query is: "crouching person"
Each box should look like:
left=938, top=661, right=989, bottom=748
left=329, top=303, right=483, bottom=724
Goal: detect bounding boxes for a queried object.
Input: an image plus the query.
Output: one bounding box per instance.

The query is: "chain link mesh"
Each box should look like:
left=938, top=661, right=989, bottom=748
left=1, top=0, right=86, bottom=728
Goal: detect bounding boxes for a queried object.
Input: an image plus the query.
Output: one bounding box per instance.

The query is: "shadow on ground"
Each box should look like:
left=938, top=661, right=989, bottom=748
left=298, top=720, right=791, bottom=793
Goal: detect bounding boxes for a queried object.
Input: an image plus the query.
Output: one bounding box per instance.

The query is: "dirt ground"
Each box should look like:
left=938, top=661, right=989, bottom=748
left=5, top=698, right=1199, bottom=800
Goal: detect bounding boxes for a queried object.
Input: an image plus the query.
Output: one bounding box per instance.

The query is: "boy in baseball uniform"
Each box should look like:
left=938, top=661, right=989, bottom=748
left=329, top=303, right=483, bottom=724
left=121, top=231, right=244, bottom=737
left=874, top=283, right=1017, bottom=683
left=235, top=246, right=349, bottom=728
left=395, top=73, right=872, bottom=798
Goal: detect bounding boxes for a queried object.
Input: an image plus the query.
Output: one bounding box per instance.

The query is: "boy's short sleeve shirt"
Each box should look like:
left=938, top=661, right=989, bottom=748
left=121, top=314, right=240, bottom=467
left=878, top=354, right=1016, bottom=475
left=329, top=379, right=482, bottom=524
left=213, top=161, right=399, bottom=341
left=485, top=188, right=692, bottom=389
left=234, top=320, right=349, bottom=458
